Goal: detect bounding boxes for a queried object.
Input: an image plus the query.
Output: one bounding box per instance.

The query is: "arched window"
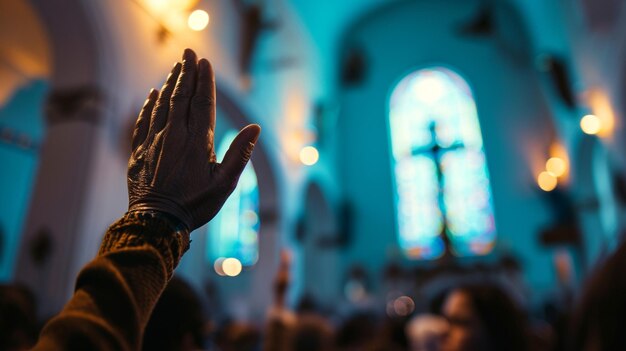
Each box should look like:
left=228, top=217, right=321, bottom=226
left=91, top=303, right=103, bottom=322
left=388, top=67, right=496, bottom=259
left=207, top=130, right=260, bottom=267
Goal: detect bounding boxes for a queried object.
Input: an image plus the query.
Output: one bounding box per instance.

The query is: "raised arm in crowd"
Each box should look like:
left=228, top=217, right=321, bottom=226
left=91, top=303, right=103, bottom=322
left=32, top=48, right=261, bottom=351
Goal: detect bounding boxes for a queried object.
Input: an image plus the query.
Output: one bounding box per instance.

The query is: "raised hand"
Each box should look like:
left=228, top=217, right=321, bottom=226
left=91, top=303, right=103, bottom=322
left=127, top=49, right=261, bottom=231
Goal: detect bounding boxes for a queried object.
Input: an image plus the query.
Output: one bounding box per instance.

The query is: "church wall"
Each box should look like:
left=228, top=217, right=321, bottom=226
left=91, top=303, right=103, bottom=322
left=555, top=0, right=626, bottom=267
left=335, top=0, right=562, bottom=305
left=44, top=0, right=322, bottom=319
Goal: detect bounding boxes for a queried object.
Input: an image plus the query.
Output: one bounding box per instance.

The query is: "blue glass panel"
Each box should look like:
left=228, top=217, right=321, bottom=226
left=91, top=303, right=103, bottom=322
left=207, top=130, right=260, bottom=266
left=389, top=67, right=496, bottom=259
left=394, top=155, right=445, bottom=259
left=441, top=149, right=496, bottom=256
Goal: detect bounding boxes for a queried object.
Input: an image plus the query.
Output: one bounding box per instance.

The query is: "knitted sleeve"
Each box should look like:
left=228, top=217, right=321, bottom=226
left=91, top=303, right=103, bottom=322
left=32, top=211, right=190, bottom=351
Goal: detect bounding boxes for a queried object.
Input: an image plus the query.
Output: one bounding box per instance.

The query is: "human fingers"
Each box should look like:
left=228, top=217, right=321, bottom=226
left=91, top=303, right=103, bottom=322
left=169, top=48, right=198, bottom=131
left=189, top=58, right=216, bottom=149
left=131, top=88, right=158, bottom=152
left=219, top=124, right=261, bottom=182
left=145, top=62, right=182, bottom=146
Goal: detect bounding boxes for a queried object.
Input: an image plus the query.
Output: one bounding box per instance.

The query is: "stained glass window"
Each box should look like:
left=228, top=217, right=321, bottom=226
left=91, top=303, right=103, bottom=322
left=388, top=67, right=496, bottom=259
left=207, top=130, right=260, bottom=267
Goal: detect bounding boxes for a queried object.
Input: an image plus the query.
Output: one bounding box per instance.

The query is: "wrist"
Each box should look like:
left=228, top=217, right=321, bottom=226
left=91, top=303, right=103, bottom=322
left=127, top=207, right=190, bottom=232
left=128, top=198, right=192, bottom=231
left=100, top=210, right=191, bottom=278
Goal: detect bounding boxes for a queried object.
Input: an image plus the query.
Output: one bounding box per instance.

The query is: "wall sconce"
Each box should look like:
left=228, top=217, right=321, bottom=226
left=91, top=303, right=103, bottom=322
left=583, top=88, right=615, bottom=138
left=538, top=142, right=570, bottom=192
left=132, top=0, right=209, bottom=43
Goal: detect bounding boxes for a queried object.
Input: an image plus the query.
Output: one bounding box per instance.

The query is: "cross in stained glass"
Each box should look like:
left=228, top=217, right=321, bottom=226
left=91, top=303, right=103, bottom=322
left=411, top=121, right=463, bottom=258
left=389, top=67, right=497, bottom=259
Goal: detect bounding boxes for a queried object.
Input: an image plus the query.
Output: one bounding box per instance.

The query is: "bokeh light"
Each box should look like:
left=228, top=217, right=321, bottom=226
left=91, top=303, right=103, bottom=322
left=188, top=9, right=209, bottom=31
left=580, top=114, right=601, bottom=135
left=222, top=257, right=242, bottom=277
left=299, top=146, right=319, bottom=166
left=393, top=295, right=415, bottom=316
left=538, top=171, right=557, bottom=192
left=214, top=257, right=226, bottom=276
left=546, top=157, right=566, bottom=177
left=587, top=89, right=615, bottom=137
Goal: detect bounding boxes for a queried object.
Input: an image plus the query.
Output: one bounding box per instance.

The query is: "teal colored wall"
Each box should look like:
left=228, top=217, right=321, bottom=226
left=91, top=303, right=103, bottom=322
left=335, top=0, right=559, bottom=303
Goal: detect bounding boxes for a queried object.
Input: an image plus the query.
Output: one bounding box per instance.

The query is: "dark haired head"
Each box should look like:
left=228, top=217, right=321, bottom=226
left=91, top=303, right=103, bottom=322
left=441, top=283, right=528, bottom=351
left=570, top=242, right=626, bottom=351
left=291, top=314, right=333, bottom=351
left=0, top=284, right=38, bottom=350
left=142, top=277, right=206, bottom=351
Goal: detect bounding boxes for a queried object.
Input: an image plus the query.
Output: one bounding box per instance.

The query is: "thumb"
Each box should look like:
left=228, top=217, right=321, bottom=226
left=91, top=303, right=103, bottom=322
left=220, top=124, right=261, bottom=179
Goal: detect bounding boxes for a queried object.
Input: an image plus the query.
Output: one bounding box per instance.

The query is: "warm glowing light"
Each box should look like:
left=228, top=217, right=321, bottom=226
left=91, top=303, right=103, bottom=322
left=222, top=257, right=242, bottom=277
left=587, top=89, right=615, bottom=137
left=299, top=146, right=319, bottom=166
left=538, top=171, right=558, bottom=192
left=546, top=157, right=566, bottom=177
left=548, top=143, right=570, bottom=182
left=144, top=0, right=198, bottom=15
left=580, top=114, right=601, bottom=135
left=188, top=9, right=209, bottom=31
left=145, top=0, right=169, bottom=13
left=214, top=257, right=226, bottom=276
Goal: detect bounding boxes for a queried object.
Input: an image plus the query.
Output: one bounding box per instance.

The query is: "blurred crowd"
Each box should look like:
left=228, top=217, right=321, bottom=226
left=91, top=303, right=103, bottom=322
left=4, top=241, right=626, bottom=351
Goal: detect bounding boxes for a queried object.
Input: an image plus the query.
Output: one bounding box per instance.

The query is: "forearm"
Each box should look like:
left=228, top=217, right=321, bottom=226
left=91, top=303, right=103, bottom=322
left=33, top=211, right=189, bottom=351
